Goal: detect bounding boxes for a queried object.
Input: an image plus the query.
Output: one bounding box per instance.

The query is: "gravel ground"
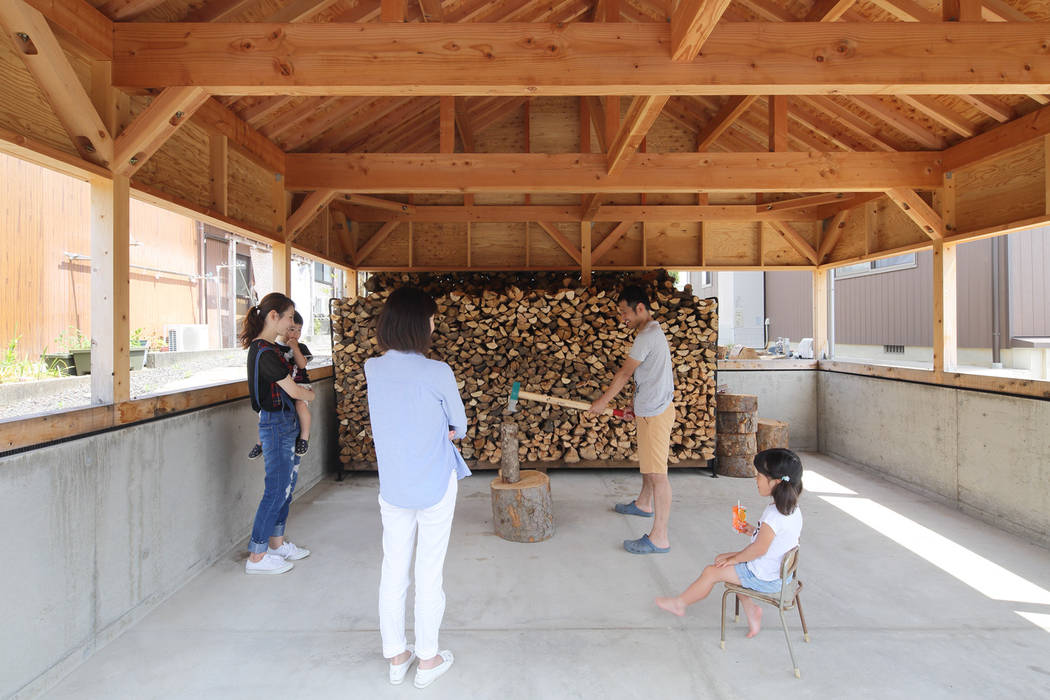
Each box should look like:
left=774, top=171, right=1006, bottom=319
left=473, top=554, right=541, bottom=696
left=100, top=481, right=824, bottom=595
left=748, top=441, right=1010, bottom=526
left=0, top=350, right=334, bottom=421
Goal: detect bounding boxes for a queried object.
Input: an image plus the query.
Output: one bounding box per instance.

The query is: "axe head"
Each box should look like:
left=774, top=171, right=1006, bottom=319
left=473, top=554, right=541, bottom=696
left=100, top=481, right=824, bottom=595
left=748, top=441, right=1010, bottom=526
left=506, top=381, right=521, bottom=413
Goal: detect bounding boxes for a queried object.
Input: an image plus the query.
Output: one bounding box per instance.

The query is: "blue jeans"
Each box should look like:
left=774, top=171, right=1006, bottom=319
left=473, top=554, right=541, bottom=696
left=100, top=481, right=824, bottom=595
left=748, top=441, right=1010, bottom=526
left=249, top=406, right=301, bottom=554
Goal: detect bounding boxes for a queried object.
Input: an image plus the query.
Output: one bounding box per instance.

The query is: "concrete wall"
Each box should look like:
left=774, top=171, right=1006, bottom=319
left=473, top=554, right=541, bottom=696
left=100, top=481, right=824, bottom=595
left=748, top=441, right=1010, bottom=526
left=818, top=372, right=1050, bottom=549
left=718, top=369, right=818, bottom=451
left=0, top=378, right=336, bottom=699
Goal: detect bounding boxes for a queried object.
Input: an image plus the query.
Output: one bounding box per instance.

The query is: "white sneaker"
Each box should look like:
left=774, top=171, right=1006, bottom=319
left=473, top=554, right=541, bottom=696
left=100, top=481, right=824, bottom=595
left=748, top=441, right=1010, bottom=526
left=414, top=650, right=454, bottom=689
left=268, top=541, right=311, bottom=561
left=245, top=553, right=294, bottom=575
left=388, top=645, right=416, bottom=685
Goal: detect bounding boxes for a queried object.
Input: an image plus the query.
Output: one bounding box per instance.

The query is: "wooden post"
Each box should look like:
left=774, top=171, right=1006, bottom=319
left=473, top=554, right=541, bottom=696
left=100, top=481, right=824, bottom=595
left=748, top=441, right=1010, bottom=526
left=500, top=422, right=520, bottom=483
left=209, top=133, right=228, bottom=216
left=89, top=173, right=130, bottom=405
left=812, top=268, right=828, bottom=360
left=581, top=220, right=592, bottom=287
left=935, top=171, right=958, bottom=377
left=272, top=173, right=290, bottom=294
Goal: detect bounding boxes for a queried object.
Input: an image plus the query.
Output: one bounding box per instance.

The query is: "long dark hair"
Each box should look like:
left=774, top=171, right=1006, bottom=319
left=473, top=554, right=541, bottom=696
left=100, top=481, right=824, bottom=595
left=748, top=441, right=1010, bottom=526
left=754, top=448, right=804, bottom=516
left=239, top=292, right=294, bottom=348
left=376, top=286, right=437, bottom=353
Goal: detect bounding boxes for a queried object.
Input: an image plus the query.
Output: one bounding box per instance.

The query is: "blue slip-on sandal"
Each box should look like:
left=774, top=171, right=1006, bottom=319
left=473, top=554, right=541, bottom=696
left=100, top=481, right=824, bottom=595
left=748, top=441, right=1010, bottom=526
left=614, top=501, right=654, bottom=517
left=623, top=534, right=670, bottom=554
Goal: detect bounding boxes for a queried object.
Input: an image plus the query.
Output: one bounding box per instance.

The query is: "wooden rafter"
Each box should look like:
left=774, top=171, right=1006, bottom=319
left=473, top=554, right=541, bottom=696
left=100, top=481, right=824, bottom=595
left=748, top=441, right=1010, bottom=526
left=895, top=96, right=976, bottom=139
left=943, top=104, right=1050, bottom=170
left=355, top=221, right=402, bottom=265
left=592, top=220, right=635, bottom=263
left=817, top=209, right=850, bottom=263
left=768, top=222, right=819, bottom=265
left=759, top=193, right=852, bottom=213
left=278, top=97, right=373, bottom=152
left=114, top=87, right=210, bottom=177
left=418, top=0, right=445, bottom=21
left=454, top=97, right=475, bottom=152
left=261, top=97, right=339, bottom=141
left=286, top=152, right=943, bottom=193
left=884, top=188, right=945, bottom=239
left=607, top=96, right=669, bottom=175
left=340, top=203, right=830, bottom=223
left=804, top=0, right=857, bottom=21
left=239, top=96, right=296, bottom=126
left=0, top=0, right=113, bottom=166
left=112, top=23, right=1050, bottom=96
left=535, top=222, right=583, bottom=265
left=955, top=94, right=1014, bottom=123
left=98, top=0, right=166, bottom=20
left=339, top=194, right=416, bottom=214
left=193, top=98, right=286, bottom=175
left=697, top=96, right=758, bottom=152
left=265, top=0, right=341, bottom=22
left=795, top=96, right=899, bottom=151
left=22, top=0, right=111, bottom=60
left=670, top=0, right=734, bottom=62
left=183, top=0, right=257, bottom=22
left=307, top=97, right=417, bottom=152
left=849, top=96, right=945, bottom=149
left=287, top=189, right=337, bottom=242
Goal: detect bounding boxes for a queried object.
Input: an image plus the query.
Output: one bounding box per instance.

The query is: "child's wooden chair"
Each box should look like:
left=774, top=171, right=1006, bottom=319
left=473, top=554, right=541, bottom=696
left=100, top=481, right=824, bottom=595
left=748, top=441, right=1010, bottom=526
left=720, top=545, right=810, bottom=678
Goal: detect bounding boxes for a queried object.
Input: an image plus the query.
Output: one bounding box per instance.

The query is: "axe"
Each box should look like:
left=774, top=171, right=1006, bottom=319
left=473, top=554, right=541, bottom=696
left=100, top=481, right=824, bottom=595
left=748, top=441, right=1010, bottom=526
left=506, top=381, right=634, bottom=420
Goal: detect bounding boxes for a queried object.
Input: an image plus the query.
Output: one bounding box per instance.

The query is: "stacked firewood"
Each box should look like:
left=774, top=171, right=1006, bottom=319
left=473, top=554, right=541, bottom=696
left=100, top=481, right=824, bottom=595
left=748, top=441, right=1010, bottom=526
left=331, top=272, right=718, bottom=469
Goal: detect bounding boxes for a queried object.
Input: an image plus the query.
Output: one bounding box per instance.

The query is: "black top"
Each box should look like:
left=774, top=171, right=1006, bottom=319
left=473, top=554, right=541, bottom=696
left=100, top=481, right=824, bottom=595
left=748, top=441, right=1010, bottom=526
left=247, top=339, right=294, bottom=412
left=276, top=341, right=312, bottom=384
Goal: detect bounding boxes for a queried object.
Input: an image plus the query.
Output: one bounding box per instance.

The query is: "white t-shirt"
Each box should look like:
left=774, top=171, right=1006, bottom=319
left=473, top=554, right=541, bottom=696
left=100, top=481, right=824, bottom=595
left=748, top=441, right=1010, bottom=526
left=745, top=503, right=803, bottom=581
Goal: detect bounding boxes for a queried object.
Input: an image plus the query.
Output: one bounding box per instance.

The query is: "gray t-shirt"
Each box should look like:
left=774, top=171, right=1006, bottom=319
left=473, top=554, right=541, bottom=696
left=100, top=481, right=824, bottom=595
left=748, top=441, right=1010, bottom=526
left=628, top=320, right=675, bottom=417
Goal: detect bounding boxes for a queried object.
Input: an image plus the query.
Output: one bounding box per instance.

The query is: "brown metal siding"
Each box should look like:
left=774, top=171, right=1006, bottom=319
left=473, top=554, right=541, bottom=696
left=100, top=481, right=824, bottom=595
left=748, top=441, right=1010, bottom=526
left=956, top=238, right=996, bottom=349
left=1008, top=225, right=1050, bottom=339
left=833, top=251, right=933, bottom=346
left=764, top=270, right=813, bottom=342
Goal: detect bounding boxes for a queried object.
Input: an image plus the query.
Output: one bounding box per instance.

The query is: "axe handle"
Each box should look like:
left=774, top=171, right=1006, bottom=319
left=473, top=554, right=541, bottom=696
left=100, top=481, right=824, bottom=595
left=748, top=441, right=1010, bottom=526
left=516, top=390, right=614, bottom=413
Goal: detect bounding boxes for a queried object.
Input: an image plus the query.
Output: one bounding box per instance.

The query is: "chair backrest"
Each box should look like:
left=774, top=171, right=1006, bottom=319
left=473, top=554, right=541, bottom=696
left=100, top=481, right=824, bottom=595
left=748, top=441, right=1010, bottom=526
left=779, top=546, right=800, bottom=583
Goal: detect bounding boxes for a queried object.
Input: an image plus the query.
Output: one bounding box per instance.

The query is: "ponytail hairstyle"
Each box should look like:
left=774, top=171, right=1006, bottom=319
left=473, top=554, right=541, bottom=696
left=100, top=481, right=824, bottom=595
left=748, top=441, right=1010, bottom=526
left=239, top=292, right=295, bottom=348
left=754, top=448, right=804, bottom=516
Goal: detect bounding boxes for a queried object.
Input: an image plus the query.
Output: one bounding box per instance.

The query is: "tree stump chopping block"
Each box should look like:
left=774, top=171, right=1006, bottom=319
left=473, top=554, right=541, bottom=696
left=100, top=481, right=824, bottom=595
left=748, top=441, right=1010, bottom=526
left=490, top=470, right=554, bottom=543
left=757, top=418, right=789, bottom=451
left=715, top=393, right=758, bottom=478
left=715, top=455, right=756, bottom=478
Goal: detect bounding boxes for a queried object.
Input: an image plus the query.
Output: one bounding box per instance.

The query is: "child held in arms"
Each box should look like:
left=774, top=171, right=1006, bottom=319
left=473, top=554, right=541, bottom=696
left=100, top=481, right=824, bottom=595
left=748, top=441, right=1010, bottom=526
left=249, top=311, right=313, bottom=458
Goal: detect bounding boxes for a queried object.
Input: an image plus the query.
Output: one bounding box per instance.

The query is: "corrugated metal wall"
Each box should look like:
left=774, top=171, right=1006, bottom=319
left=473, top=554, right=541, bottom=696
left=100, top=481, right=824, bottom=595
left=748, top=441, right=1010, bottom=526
left=764, top=270, right=813, bottom=342
left=1008, top=226, right=1050, bottom=339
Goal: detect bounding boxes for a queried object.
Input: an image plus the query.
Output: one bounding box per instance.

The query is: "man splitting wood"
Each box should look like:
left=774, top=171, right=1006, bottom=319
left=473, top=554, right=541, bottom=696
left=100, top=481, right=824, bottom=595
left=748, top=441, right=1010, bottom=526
left=588, top=285, right=676, bottom=554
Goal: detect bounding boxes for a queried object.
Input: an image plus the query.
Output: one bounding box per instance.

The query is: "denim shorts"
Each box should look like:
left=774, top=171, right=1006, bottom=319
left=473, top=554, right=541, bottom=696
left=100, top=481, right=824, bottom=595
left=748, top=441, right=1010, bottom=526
left=734, top=562, right=785, bottom=594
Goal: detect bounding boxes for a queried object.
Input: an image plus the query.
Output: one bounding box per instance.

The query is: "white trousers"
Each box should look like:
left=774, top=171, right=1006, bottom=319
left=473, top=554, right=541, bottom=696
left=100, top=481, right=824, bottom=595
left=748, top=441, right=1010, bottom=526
left=378, top=470, right=458, bottom=660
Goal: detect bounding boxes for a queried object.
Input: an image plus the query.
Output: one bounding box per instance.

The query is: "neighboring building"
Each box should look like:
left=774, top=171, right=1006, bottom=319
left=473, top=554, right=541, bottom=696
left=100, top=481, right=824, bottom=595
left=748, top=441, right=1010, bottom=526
left=682, top=226, right=1050, bottom=376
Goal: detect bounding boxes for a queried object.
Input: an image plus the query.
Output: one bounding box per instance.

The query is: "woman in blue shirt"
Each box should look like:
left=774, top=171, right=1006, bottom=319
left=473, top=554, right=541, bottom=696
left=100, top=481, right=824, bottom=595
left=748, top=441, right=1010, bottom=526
left=365, top=287, right=470, bottom=689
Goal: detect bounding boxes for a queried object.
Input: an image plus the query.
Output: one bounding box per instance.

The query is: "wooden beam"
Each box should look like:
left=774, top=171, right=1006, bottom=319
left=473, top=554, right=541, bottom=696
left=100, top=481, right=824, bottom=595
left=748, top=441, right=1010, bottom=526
left=581, top=194, right=602, bottom=221
left=932, top=225, right=958, bottom=377
left=535, top=222, right=583, bottom=265
left=768, top=221, right=819, bottom=265
left=112, top=23, right=1050, bottom=96
left=440, top=95, right=455, bottom=153
left=23, top=0, right=112, bottom=61
left=287, top=189, right=337, bottom=242
left=812, top=269, right=828, bottom=360
left=804, top=0, right=856, bottom=21
left=209, top=132, right=228, bottom=216
left=581, top=221, right=592, bottom=285
left=0, top=0, right=114, bottom=167
left=943, top=103, right=1050, bottom=170
left=418, top=0, right=445, bottom=21
left=265, top=0, right=341, bottom=22
left=606, top=95, right=669, bottom=175
left=796, top=96, right=898, bottom=151
left=849, top=96, right=945, bottom=149
left=884, top=188, right=944, bottom=240
left=338, top=194, right=416, bottom=214
left=286, top=152, right=944, bottom=194
left=381, top=0, right=406, bottom=22
left=768, top=95, right=787, bottom=151
left=817, top=209, right=850, bottom=263
left=759, top=193, right=852, bottom=213
left=592, top=220, right=634, bottom=262
left=943, top=0, right=982, bottom=21
left=697, top=96, right=758, bottom=151
left=356, top=221, right=402, bottom=265
left=670, top=0, right=734, bottom=62
left=454, top=97, right=475, bottom=152
left=337, top=203, right=826, bottom=223
left=193, top=98, right=286, bottom=175
left=114, top=87, right=210, bottom=176
left=183, top=0, right=256, bottom=21
left=955, top=94, right=1014, bottom=123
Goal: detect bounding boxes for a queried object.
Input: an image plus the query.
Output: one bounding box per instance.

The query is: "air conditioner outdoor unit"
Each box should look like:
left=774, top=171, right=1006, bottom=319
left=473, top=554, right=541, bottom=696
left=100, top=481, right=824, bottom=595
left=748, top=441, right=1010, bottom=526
left=165, top=324, right=209, bottom=352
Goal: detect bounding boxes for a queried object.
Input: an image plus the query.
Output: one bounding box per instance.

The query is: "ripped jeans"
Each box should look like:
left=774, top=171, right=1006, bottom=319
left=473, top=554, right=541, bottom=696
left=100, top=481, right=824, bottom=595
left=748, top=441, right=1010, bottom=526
left=249, top=405, right=302, bottom=554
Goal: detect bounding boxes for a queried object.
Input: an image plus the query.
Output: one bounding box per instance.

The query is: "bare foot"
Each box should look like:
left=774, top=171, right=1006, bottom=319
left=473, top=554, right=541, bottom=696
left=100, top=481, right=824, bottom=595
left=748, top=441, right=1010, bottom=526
left=655, top=596, right=686, bottom=617
left=744, top=605, right=763, bottom=638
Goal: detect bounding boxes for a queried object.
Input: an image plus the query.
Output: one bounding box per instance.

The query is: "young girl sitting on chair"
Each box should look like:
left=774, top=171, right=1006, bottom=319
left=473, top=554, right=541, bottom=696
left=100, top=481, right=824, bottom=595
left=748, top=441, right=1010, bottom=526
left=655, top=448, right=804, bottom=638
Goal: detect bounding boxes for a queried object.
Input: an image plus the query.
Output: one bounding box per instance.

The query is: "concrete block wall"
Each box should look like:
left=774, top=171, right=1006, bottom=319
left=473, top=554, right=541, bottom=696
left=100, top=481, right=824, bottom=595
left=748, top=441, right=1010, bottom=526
left=818, top=372, right=1050, bottom=549
left=0, top=378, right=336, bottom=699
left=717, top=369, right=819, bottom=451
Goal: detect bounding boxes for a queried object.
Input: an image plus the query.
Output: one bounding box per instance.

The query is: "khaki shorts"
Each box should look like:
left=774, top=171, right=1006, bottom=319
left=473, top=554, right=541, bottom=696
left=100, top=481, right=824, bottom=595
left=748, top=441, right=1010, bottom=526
left=635, top=402, right=675, bottom=474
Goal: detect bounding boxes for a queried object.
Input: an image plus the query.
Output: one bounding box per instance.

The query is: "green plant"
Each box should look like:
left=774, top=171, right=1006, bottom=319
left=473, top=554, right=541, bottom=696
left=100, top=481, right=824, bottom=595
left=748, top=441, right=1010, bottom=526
left=147, top=330, right=167, bottom=351
left=0, top=335, right=66, bottom=383
left=130, top=327, right=147, bottom=347
left=53, top=327, right=90, bottom=353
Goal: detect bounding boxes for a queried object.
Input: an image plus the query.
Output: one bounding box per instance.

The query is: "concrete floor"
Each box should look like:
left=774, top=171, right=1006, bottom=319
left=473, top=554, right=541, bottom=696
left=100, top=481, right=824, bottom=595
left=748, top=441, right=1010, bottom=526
left=43, top=453, right=1050, bottom=699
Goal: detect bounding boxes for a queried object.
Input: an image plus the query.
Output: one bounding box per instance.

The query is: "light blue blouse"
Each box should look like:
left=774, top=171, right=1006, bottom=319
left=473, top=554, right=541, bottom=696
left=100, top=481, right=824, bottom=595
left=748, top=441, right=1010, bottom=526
left=365, top=350, right=471, bottom=509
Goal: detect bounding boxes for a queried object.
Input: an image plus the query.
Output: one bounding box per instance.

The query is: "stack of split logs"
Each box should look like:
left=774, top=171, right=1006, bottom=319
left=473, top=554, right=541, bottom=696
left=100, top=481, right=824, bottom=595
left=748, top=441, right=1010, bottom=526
left=331, top=271, right=718, bottom=470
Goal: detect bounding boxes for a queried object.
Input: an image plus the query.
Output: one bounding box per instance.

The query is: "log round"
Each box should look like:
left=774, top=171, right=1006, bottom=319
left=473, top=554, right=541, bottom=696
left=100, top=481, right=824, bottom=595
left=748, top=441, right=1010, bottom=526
left=490, top=470, right=554, bottom=543
left=716, top=454, right=757, bottom=478
left=716, top=411, right=757, bottom=434
left=716, top=433, right=758, bottom=456
left=757, top=418, right=789, bottom=452
left=717, top=394, right=758, bottom=413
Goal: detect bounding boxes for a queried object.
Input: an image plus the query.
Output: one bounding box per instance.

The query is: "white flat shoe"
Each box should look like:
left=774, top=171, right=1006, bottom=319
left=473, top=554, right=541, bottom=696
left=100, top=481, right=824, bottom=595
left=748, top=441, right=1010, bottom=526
left=388, top=645, right=416, bottom=685
left=414, top=650, right=454, bottom=689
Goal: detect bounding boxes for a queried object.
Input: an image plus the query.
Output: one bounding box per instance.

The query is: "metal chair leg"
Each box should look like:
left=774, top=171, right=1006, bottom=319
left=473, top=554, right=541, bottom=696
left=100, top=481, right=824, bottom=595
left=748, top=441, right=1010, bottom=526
left=720, top=587, right=732, bottom=649
left=779, top=608, right=800, bottom=678
left=795, top=594, right=810, bottom=642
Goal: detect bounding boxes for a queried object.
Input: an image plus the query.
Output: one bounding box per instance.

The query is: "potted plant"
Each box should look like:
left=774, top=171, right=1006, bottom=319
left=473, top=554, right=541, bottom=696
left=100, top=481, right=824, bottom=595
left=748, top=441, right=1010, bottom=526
left=42, top=328, right=81, bottom=375
left=65, top=328, right=93, bottom=376
left=129, top=328, right=149, bottom=371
